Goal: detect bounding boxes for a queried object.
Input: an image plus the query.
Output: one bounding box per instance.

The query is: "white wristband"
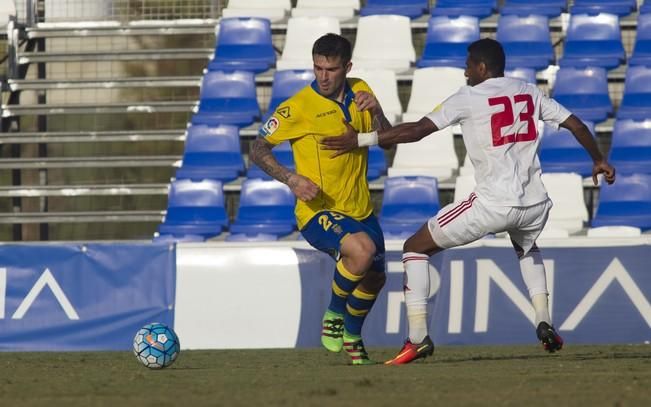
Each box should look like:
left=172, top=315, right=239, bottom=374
left=358, top=131, right=378, bottom=147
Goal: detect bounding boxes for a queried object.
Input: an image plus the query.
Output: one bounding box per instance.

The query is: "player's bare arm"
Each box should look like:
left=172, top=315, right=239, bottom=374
left=321, top=117, right=437, bottom=157
left=249, top=138, right=320, bottom=201
left=375, top=117, right=437, bottom=147
left=560, top=114, right=616, bottom=185
left=354, top=91, right=391, bottom=132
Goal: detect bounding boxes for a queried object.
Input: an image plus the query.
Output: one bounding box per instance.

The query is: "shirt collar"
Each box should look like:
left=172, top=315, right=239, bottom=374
left=310, top=79, right=355, bottom=122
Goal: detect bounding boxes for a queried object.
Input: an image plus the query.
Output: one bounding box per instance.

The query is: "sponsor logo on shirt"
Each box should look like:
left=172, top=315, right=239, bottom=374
left=316, top=109, right=338, bottom=118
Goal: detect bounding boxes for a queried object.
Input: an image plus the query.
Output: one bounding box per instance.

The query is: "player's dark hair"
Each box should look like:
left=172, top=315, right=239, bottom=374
left=467, top=38, right=505, bottom=77
left=312, top=33, right=352, bottom=66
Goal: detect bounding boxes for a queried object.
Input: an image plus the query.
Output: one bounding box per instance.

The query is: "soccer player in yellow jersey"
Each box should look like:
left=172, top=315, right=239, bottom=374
left=250, top=33, right=392, bottom=365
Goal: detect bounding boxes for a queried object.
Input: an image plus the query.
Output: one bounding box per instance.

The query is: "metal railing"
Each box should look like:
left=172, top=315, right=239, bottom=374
left=11, top=0, right=37, bottom=26
left=13, top=0, right=225, bottom=26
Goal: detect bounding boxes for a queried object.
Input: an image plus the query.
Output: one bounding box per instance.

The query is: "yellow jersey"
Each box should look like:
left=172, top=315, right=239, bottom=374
left=260, top=78, right=376, bottom=229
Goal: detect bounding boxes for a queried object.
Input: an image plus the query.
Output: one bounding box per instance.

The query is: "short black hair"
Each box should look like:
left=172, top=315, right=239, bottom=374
left=467, top=38, right=505, bottom=77
left=312, top=33, right=352, bottom=66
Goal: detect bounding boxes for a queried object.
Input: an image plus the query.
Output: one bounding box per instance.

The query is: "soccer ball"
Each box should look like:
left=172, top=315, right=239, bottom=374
left=133, top=322, right=181, bottom=369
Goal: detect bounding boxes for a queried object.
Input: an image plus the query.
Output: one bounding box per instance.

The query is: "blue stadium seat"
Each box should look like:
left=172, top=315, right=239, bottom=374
left=360, top=0, right=428, bottom=19
left=157, top=179, right=228, bottom=238
left=230, top=179, right=296, bottom=236
left=591, top=173, right=651, bottom=230
left=571, top=0, right=636, bottom=16
left=497, top=15, right=554, bottom=70
left=539, top=121, right=596, bottom=177
left=175, top=124, right=245, bottom=182
left=500, top=0, right=566, bottom=18
left=617, top=65, right=651, bottom=120
left=431, top=0, right=497, bottom=19
left=505, top=67, right=537, bottom=84
left=263, top=69, right=314, bottom=121
left=207, top=17, right=276, bottom=74
left=559, top=13, right=625, bottom=70
left=247, top=142, right=295, bottom=179
left=191, top=70, right=260, bottom=127
left=641, top=2, right=651, bottom=13
left=629, top=13, right=651, bottom=66
left=608, top=119, right=651, bottom=175
left=367, top=145, right=387, bottom=181
left=552, top=67, right=612, bottom=123
left=380, top=176, right=440, bottom=238
left=416, top=15, right=480, bottom=69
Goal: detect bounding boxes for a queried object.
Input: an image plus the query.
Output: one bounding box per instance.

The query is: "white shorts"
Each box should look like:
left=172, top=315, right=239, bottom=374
left=428, top=193, right=553, bottom=254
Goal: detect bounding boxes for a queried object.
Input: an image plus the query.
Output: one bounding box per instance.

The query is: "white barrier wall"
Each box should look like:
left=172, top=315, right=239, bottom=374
left=175, top=237, right=651, bottom=349
left=175, top=245, right=305, bottom=349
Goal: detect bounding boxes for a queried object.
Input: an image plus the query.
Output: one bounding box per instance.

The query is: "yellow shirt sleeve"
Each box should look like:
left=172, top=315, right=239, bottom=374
left=259, top=100, right=306, bottom=146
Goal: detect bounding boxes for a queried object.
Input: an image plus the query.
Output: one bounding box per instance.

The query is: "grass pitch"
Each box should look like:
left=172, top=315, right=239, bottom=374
left=0, top=344, right=649, bottom=407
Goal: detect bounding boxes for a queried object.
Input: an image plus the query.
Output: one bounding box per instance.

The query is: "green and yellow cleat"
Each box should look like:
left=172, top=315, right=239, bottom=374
left=321, top=310, right=344, bottom=353
left=343, top=334, right=376, bottom=365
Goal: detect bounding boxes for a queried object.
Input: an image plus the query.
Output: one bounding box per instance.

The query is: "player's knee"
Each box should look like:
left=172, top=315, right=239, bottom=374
left=403, top=229, right=440, bottom=256
left=343, top=234, right=376, bottom=272
left=403, top=235, right=421, bottom=253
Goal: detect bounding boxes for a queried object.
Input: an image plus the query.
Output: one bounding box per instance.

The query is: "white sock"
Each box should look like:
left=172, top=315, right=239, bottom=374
left=402, top=252, right=430, bottom=343
left=519, top=249, right=551, bottom=326
left=532, top=294, right=552, bottom=326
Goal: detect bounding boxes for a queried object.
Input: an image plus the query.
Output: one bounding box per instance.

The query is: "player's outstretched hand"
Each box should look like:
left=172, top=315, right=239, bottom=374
left=287, top=173, right=320, bottom=202
left=320, top=119, right=359, bottom=158
left=592, top=160, right=616, bottom=185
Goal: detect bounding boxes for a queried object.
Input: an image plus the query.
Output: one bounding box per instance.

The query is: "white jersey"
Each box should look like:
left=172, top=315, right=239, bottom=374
left=426, top=77, right=571, bottom=206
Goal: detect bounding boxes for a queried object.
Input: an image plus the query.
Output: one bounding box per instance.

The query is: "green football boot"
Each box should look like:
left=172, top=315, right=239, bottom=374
left=321, top=310, right=344, bottom=352
left=343, top=333, right=376, bottom=365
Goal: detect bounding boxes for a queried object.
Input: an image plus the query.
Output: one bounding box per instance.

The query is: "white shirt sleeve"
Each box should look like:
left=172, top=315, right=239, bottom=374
left=539, top=93, right=572, bottom=130
left=424, top=89, right=468, bottom=130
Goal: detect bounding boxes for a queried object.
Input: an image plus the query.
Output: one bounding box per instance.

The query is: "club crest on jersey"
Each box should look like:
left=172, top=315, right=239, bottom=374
left=259, top=117, right=280, bottom=137
left=277, top=106, right=290, bottom=119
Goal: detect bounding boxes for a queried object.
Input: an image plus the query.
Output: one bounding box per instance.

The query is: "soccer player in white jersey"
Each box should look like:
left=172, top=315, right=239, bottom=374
left=321, top=38, right=616, bottom=364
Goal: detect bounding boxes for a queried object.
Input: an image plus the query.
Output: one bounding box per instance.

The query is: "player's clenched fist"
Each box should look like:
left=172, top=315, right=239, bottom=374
left=286, top=173, right=320, bottom=202
left=592, top=160, right=616, bottom=185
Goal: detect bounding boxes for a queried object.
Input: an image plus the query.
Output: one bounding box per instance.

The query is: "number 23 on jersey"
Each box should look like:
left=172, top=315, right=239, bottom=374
left=488, top=94, right=536, bottom=147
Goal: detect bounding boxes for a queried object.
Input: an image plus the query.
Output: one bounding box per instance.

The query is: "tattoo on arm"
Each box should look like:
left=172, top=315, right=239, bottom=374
left=249, top=138, right=294, bottom=184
